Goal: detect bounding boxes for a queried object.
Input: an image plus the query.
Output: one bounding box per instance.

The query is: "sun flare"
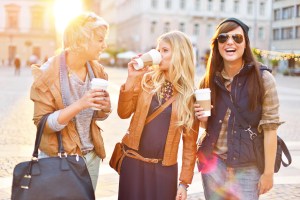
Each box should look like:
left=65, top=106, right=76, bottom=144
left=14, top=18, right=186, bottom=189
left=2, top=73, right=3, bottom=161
left=53, top=0, right=83, bottom=33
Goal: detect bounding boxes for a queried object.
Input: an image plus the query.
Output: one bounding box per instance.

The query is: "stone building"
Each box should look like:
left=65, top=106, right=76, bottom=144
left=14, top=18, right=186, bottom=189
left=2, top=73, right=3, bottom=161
left=0, top=0, right=56, bottom=67
left=101, top=0, right=272, bottom=66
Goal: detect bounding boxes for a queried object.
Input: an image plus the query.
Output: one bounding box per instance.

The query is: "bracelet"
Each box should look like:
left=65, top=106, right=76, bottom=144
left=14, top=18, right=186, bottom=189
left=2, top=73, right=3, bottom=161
left=178, top=183, right=188, bottom=191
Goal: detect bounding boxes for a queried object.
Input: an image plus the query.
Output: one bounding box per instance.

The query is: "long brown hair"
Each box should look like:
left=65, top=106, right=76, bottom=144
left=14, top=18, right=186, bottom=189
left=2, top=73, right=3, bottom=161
left=201, top=21, right=264, bottom=111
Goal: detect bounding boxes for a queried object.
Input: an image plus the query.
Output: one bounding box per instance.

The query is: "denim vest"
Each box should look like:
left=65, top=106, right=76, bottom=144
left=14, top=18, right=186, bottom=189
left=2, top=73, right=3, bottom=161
left=200, top=64, right=268, bottom=168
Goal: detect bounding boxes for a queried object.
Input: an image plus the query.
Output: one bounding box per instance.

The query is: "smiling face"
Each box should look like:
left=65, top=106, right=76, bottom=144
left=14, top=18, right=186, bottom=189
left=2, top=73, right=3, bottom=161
left=86, top=28, right=107, bottom=60
left=217, top=26, right=245, bottom=65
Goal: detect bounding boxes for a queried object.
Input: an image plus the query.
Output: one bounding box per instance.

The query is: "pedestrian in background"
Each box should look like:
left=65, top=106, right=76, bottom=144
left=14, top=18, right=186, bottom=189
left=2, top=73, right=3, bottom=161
left=117, top=30, right=200, bottom=200
left=195, top=18, right=282, bottom=199
left=14, top=56, right=21, bottom=76
left=30, top=12, right=111, bottom=191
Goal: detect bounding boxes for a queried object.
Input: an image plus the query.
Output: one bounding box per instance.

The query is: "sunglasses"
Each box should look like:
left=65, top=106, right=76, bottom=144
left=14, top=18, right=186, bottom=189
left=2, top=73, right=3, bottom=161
left=217, top=33, right=244, bottom=44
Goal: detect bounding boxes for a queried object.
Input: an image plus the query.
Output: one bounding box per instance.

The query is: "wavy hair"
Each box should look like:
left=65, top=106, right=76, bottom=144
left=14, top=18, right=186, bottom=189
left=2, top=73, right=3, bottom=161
left=142, top=31, right=196, bottom=131
left=63, top=12, right=109, bottom=52
left=201, top=21, right=263, bottom=111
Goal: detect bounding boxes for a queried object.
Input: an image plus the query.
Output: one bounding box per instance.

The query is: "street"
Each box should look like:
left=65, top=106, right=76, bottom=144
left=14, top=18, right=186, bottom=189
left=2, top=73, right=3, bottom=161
left=0, top=65, right=300, bottom=200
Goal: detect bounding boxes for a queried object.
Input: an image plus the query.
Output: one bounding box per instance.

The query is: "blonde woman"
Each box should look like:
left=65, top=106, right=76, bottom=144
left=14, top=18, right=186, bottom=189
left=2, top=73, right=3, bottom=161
left=30, top=12, right=111, bottom=190
left=117, top=31, right=200, bottom=200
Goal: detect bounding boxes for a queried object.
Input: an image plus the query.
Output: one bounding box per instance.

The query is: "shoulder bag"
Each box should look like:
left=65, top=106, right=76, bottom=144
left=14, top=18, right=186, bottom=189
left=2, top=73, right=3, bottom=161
left=11, top=114, right=95, bottom=200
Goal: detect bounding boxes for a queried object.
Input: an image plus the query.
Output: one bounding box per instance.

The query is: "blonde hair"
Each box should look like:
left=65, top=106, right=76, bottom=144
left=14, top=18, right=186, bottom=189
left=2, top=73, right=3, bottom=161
left=63, top=12, right=109, bottom=52
left=142, top=30, right=196, bottom=131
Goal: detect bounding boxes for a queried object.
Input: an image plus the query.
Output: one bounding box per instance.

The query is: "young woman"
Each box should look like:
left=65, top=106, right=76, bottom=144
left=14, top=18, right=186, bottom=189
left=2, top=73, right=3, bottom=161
left=30, top=12, right=111, bottom=190
left=195, top=18, right=282, bottom=199
left=117, top=30, right=200, bottom=200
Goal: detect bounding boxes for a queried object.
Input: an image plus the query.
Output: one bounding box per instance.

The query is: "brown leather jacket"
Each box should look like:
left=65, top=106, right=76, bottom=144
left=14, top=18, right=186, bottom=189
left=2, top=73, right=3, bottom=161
left=117, top=81, right=199, bottom=185
left=30, top=54, right=108, bottom=159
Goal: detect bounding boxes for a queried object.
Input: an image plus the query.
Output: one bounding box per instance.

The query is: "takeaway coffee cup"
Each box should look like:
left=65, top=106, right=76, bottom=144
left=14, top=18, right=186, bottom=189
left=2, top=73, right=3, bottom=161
left=90, top=78, right=109, bottom=110
left=133, top=49, right=162, bottom=70
left=194, top=88, right=211, bottom=117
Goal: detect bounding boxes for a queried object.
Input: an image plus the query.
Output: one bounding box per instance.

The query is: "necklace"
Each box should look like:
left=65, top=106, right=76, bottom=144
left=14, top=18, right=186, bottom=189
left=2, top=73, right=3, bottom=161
left=160, top=80, right=173, bottom=101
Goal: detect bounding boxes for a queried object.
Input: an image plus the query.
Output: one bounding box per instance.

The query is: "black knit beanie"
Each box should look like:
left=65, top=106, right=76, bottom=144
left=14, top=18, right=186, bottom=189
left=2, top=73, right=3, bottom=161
left=217, top=18, right=249, bottom=35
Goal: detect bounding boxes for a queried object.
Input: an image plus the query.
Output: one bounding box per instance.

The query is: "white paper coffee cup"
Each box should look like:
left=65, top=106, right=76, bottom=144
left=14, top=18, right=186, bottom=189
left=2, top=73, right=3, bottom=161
left=195, top=88, right=211, bottom=116
left=133, top=49, right=162, bottom=70
left=90, top=78, right=108, bottom=110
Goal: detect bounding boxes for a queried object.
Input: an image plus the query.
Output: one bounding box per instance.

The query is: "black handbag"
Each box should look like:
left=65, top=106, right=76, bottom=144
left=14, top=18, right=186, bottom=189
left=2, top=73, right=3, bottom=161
left=11, top=114, right=95, bottom=200
left=221, top=91, right=292, bottom=174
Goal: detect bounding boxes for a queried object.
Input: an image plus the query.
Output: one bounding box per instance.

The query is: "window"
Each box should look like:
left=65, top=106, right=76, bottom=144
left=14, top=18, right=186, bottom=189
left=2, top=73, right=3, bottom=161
left=273, top=28, right=281, bottom=40
left=150, top=21, right=156, bottom=33
left=31, top=6, right=44, bottom=30
left=282, top=6, right=293, bottom=20
left=259, top=2, right=265, bottom=16
left=5, top=4, right=20, bottom=29
left=193, top=23, right=200, bottom=36
left=179, top=22, right=185, bottom=32
left=165, top=0, right=172, bottom=9
left=282, top=27, right=293, bottom=39
left=207, top=24, right=213, bottom=37
left=258, top=27, right=264, bottom=40
left=247, top=1, right=253, bottom=14
left=296, top=26, right=300, bottom=38
left=208, top=0, right=213, bottom=11
left=195, top=0, right=201, bottom=11
left=180, top=0, right=186, bottom=9
left=164, top=22, right=170, bottom=32
left=274, top=9, right=281, bottom=21
left=220, top=0, right=225, bottom=11
left=233, top=0, right=239, bottom=13
left=296, top=5, right=300, bottom=17
left=151, top=0, right=158, bottom=8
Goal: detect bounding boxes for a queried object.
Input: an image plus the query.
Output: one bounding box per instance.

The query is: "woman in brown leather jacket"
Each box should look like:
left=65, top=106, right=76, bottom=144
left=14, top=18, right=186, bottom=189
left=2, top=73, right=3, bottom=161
left=30, top=12, right=111, bottom=191
left=117, top=31, right=203, bottom=200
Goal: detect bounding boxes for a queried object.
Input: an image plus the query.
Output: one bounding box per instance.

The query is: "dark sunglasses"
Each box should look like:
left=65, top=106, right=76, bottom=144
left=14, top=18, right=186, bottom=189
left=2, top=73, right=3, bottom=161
left=217, top=33, right=244, bottom=44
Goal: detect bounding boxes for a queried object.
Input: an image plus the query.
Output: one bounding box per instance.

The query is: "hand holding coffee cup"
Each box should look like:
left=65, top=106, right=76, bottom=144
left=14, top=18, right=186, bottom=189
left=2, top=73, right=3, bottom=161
left=194, top=88, right=211, bottom=117
left=90, top=78, right=109, bottom=110
left=133, top=49, right=162, bottom=70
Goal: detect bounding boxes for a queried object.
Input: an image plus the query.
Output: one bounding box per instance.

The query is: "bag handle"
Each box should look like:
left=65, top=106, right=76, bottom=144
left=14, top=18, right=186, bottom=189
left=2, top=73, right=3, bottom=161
left=277, top=137, right=292, bottom=167
left=32, top=114, right=64, bottom=158
left=144, top=94, right=177, bottom=125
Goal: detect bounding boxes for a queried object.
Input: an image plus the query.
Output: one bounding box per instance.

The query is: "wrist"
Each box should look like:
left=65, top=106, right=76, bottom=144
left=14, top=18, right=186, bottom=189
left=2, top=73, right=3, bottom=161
left=178, top=183, right=188, bottom=191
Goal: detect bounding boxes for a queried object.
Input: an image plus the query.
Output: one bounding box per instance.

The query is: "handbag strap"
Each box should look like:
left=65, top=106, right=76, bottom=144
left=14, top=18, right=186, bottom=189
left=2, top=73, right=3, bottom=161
left=277, top=137, right=292, bottom=167
left=144, top=94, right=177, bottom=125
left=220, top=91, right=248, bottom=128
left=32, top=114, right=65, bottom=158
left=32, top=114, right=50, bottom=158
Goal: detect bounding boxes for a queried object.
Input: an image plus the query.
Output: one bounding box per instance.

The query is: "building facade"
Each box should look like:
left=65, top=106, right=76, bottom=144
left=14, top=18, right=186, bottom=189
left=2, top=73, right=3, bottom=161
left=0, top=0, right=57, bottom=67
left=272, top=0, right=300, bottom=53
left=101, top=0, right=272, bottom=65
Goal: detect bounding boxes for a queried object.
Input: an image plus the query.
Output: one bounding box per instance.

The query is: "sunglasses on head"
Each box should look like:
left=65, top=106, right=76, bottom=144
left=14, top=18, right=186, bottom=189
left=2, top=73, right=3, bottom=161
left=217, top=33, right=244, bottom=44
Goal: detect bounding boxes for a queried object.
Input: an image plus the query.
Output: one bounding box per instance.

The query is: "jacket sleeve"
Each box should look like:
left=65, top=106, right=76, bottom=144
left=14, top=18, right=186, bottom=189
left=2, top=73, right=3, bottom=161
left=30, top=76, right=55, bottom=134
left=117, top=81, right=141, bottom=119
left=179, top=119, right=200, bottom=185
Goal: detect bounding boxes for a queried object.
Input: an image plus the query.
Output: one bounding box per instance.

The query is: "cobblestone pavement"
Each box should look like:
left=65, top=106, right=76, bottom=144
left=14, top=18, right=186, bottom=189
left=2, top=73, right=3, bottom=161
left=0, top=65, right=300, bottom=200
